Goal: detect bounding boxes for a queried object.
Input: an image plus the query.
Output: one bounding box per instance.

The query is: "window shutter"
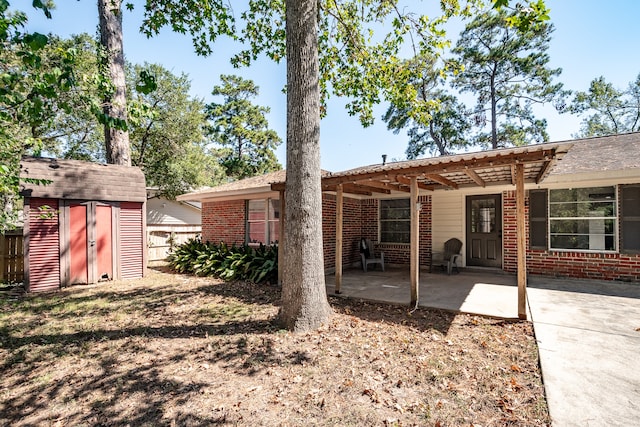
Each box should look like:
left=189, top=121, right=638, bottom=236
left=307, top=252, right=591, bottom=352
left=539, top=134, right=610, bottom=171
left=621, top=184, right=640, bottom=253
left=529, top=189, right=548, bottom=249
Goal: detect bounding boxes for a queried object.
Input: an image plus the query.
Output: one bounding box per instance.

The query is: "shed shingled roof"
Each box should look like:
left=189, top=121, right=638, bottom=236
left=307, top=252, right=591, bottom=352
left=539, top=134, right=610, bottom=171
left=20, top=156, right=147, bottom=202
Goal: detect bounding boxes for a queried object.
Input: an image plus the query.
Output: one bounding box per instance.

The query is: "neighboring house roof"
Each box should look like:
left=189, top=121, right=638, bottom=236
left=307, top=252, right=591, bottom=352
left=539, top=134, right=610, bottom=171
left=147, top=197, right=202, bottom=225
left=177, top=170, right=287, bottom=202
left=20, top=156, right=146, bottom=202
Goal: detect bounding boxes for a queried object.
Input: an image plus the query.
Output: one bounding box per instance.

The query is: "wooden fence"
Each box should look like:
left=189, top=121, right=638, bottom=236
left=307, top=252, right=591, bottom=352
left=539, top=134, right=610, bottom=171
left=147, top=225, right=200, bottom=262
left=1, top=229, right=24, bottom=283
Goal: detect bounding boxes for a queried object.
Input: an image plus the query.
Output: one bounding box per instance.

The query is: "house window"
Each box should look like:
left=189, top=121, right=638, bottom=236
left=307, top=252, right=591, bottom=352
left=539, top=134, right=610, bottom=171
left=549, top=186, right=616, bottom=251
left=247, top=199, right=280, bottom=245
left=380, top=198, right=410, bottom=243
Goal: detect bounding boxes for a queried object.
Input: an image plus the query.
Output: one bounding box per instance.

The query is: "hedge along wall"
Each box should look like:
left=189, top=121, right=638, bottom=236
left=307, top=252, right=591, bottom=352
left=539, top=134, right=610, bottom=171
left=502, top=190, right=640, bottom=282
left=201, top=200, right=246, bottom=246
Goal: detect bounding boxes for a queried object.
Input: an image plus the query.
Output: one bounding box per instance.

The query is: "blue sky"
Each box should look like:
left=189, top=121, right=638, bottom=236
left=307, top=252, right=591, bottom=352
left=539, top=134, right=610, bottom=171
left=23, top=1, right=640, bottom=172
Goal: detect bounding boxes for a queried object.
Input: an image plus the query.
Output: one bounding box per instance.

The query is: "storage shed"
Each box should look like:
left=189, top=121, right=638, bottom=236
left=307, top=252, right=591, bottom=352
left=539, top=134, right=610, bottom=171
left=19, top=156, right=147, bottom=292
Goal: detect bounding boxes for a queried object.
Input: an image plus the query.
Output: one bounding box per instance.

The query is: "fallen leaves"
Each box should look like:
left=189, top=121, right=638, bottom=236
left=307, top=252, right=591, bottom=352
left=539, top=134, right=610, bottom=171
left=0, top=269, right=550, bottom=426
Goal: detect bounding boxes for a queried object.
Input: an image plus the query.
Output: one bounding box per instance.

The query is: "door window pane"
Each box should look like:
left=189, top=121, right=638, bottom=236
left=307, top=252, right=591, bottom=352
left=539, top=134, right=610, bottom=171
left=471, top=199, right=496, bottom=233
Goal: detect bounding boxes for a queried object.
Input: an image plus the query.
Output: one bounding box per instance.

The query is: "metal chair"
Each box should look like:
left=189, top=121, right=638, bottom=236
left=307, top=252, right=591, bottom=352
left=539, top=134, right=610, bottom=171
left=430, top=238, right=463, bottom=275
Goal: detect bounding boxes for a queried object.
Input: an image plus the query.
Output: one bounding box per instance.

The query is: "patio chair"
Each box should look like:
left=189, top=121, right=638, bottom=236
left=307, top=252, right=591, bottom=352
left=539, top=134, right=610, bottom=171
left=360, top=238, right=384, bottom=272
left=430, top=238, right=463, bottom=275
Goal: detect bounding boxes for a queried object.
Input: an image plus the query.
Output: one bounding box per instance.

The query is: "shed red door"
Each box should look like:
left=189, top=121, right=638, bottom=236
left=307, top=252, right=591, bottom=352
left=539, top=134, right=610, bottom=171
left=96, top=205, right=113, bottom=280
left=69, top=203, right=113, bottom=284
left=69, top=204, right=88, bottom=284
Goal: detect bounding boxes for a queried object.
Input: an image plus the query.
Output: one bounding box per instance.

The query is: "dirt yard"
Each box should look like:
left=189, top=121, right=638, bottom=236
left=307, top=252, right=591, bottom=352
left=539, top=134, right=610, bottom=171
left=0, top=268, right=549, bottom=426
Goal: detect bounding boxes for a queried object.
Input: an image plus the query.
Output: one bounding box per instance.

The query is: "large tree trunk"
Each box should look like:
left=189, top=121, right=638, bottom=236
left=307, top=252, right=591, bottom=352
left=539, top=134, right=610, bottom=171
left=98, top=0, right=130, bottom=166
left=279, top=0, right=332, bottom=331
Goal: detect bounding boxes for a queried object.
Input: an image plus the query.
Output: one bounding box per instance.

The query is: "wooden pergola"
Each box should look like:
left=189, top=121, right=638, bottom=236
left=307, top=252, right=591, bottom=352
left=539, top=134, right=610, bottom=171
left=272, top=142, right=573, bottom=319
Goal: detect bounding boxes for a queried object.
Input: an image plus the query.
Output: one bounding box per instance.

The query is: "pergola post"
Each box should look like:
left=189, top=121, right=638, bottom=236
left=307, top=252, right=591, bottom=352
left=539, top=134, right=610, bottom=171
left=335, top=184, right=343, bottom=293
left=515, top=163, right=527, bottom=319
left=278, top=189, right=285, bottom=286
left=410, top=176, right=419, bottom=307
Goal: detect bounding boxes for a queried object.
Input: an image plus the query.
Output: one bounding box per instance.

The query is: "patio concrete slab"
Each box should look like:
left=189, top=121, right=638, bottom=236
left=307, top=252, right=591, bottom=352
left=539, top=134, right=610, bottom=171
left=527, top=277, right=640, bottom=427
left=325, top=267, right=523, bottom=319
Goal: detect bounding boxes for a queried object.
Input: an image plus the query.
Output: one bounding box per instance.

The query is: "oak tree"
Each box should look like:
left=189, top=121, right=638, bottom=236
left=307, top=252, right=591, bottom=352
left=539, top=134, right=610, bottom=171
left=383, top=56, right=472, bottom=158
left=138, top=0, right=551, bottom=331
left=0, top=1, right=74, bottom=230
left=129, top=63, right=224, bottom=199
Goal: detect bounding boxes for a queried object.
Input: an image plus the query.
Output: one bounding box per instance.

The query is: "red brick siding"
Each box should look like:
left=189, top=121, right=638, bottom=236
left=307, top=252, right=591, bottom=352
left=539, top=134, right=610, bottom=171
left=502, top=190, right=640, bottom=282
left=502, top=190, right=519, bottom=273
left=201, top=200, right=246, bottom=246
left=200, top=195, right=434, bottom=270
left=322, top=194, right=362, bottom=270
left=366, top=195, right=432, bottom=266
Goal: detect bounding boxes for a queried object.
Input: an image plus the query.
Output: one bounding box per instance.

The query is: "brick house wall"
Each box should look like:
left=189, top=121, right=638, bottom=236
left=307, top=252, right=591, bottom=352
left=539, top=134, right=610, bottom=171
left=200, top=190, right=640, bottom=282
left=201, top=200, right=245, bottom=246
left=321, top=194, right=362, bottom=270
left=502, top=190, right=640, bottom=282
left=373, top=195, right=433, bottom=266
left=200, top=194, right=435, bottom=270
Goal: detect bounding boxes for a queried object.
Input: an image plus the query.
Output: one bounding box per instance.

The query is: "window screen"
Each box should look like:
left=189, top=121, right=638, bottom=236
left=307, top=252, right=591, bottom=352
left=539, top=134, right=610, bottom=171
left=380, top=198, right=410, bottom=243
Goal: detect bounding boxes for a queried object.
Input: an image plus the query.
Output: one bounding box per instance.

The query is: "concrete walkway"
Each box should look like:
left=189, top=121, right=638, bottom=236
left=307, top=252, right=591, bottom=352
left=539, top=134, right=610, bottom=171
left=326, top=268, right=640, bottom=426
left=527, top=277, right=640, bottom=427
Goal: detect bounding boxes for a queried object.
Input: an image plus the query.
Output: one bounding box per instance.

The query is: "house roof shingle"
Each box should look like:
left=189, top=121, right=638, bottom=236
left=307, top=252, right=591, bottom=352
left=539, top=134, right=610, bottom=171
left=177, top=132, right=640, bottom=200
left=547, top=132, right=640, bottom=175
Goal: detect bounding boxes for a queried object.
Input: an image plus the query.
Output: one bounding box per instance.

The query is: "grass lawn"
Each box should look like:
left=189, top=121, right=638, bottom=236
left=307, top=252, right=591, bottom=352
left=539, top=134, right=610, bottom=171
left=0, top=267, right=549, bottom=426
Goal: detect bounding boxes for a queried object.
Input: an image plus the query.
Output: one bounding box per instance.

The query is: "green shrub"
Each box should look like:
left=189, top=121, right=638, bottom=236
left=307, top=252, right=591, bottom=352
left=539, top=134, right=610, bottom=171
left=168, top=238, right=278, bottom=284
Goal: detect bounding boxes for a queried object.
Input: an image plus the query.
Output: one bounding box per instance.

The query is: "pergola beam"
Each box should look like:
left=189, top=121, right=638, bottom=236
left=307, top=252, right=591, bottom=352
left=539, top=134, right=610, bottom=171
left=464, top=168, right=486, bottom=187
left=516, top=163, right=527, bottom=320
left=321, top=149, right=558, bottom=187
left=334, top=184, right=343, bottom=294
left=424, top=173, right=459, bottom=189
left=394, top=176, right=434, bottom=191
left=536, top=159, right=555, bottom=184
left=354, top=179, right=409, bottom=193
left=410, top=177, right=419, bottom=308
left=322, top=184, right=373, bottom=196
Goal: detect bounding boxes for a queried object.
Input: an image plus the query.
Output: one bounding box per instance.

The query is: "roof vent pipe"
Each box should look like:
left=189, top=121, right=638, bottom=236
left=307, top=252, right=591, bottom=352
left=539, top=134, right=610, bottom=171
left=382, top=154, right=387, bottom=165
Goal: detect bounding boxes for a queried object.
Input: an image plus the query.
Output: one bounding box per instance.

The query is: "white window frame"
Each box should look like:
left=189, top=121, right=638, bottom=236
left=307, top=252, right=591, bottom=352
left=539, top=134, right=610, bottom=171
left=548, top=186, right=617, bottom=253
left=379, top=198, right=411, bottom=244
left=246, top=198, right=280, bottom=245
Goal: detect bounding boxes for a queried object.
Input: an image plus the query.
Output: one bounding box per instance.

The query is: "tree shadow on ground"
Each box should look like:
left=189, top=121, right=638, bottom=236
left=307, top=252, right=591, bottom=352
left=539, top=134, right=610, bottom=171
left=328, top=295, right=458, bottom=335
left=1, top=270, right=462, bottom=425
left=0, top=317, right=309, bottom=426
